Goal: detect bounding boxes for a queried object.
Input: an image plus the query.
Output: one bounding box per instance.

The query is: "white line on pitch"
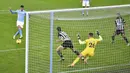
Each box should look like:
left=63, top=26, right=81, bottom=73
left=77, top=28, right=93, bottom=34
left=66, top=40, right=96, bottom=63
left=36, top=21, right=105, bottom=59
left=59, top=63, right=130, bottom=73
left=0, top=10, right=8, bottom=11
left=0, top=48, right=25, bottom=52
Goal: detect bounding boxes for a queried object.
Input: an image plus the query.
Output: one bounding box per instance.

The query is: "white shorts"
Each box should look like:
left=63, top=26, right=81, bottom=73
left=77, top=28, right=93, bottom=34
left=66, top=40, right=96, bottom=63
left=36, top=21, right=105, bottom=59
left=17, top=21, right=24, bottom=28
left=82, top=1, right=90, bottom=7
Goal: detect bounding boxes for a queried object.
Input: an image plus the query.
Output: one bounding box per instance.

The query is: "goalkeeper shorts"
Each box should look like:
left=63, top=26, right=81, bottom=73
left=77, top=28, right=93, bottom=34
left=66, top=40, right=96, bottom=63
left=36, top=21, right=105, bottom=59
left=81, top=48, right=94, bottom=57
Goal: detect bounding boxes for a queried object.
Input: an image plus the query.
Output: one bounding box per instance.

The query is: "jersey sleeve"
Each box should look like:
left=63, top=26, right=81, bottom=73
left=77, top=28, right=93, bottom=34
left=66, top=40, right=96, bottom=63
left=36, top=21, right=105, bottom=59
left=78, top=39, right=86, bottom=44
left=10, top=10, right=18, bottom=14
left=85, top=39, right=88, bottom=43
left=96, top=35, right=103, bottom=42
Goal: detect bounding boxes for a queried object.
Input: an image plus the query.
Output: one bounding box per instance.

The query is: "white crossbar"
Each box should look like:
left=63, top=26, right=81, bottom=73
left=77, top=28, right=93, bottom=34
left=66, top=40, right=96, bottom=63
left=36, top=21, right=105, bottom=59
left=27, top=4, right=130, bottom=14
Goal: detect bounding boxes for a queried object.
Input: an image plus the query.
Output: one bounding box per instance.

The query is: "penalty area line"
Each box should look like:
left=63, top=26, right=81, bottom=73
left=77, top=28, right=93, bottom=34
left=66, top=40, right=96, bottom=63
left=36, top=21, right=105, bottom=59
left=0, top=48, right=25, bottom=52
left=59, top=63, right=130, bottom=73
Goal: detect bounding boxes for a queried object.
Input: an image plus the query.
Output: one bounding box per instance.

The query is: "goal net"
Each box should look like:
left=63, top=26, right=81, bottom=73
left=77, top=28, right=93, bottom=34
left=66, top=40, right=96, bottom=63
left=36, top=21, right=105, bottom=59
left=25, top=4, right=130, bottom=73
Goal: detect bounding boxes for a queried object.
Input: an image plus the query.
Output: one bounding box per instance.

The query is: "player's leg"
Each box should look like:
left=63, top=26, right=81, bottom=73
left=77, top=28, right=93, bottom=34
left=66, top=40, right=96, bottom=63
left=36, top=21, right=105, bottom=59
left=18, top=21, right=24, bottom=39
left=13, top=21, right=23, bottom=39
left=56, top=45, right=65, bottom=61
left=68, top=41, right=80, bottom=55
left=71, top=48, right=80, bottom=55
left=13, top=28, right=19, bottom=39
left=70, top=54, right=83, bottom=67
left=18, top=25, right=23, bottom=39
left=121, top=33, right=129, bottom=46
left=85, top=1, right=90, bottom=15
left=69, top=49, right=87, bottom=67
left=84, top=52, right=94, bottom=64
left=82, top=1, right=85, bottom=16
left=13, top=22, right=19, bottom=39
left=84, top=55, right=89, bottom=64
left=112, top=31, right=117, bottom=43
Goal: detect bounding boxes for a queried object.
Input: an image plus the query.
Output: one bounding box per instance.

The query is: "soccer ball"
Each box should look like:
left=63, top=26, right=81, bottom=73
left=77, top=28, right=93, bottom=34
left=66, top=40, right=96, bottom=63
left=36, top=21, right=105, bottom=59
left=16, top=39, right=21, bottom=44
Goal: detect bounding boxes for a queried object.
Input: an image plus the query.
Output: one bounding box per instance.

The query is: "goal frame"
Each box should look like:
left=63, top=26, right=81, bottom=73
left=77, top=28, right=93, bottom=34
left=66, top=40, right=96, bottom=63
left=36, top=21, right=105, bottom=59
left=25, top=4, right=130, bottom=73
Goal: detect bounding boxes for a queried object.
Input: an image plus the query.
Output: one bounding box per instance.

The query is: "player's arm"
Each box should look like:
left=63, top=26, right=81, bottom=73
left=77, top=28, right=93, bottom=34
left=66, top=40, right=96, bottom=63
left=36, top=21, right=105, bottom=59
left=123, top=18, right=127, bottom=26
left=56, top=34, right=63, bottom=42
left=56, top=39, right=62, bottom=42
left=9, top=7, right=17, bottom=14
left=56, top=36, right=62, bottom=42
left=123, top=19, right=130, bottom=30
left=123, top=18, right=126, bottom=24
left=77, top=33, right=86, bottom=44
left=79, top=40, right=86, bottom=44
left=96, top=30, right=103, bottom=41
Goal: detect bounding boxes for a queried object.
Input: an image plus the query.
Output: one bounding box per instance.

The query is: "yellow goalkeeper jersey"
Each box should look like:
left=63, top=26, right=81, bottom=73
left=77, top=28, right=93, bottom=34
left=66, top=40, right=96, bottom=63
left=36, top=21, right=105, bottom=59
left=85, top=38, right=101, bottom=49
left=79, top=35, right=103, bottom=49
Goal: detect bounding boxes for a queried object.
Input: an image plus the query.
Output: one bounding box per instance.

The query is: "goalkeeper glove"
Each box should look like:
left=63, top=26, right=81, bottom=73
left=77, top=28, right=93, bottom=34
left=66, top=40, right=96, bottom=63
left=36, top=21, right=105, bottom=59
left=77, top=33, right=81, bottom=40
left=96, top=30, right=100, bottom=36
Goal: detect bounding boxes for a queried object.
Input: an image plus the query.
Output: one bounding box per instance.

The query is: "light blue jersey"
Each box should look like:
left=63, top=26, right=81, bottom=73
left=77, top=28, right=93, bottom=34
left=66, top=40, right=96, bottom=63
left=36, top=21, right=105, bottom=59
left=10, top=10, right=26, bottom=22
left=83, top=0, right=89, bottom=1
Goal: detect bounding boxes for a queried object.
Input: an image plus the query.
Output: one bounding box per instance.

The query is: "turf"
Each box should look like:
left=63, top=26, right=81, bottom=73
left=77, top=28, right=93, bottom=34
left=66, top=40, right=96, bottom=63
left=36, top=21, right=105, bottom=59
left=0, top=0, right=130, bottom=73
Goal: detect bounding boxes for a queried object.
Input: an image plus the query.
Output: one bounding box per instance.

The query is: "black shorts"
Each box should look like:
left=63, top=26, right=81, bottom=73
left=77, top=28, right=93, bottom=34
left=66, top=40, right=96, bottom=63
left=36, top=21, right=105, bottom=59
left=115, top=30, right=125, bottom=35
left=61, top=40, right=73, bottom=48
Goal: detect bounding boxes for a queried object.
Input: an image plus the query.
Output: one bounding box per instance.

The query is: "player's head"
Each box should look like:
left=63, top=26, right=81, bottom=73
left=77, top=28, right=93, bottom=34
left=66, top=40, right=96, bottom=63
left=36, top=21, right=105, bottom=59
left=20, top=5, right=24, bottom=11
left=88, top=33, right=93, bottom=38
left=57, top=26, right=61, bottom=32
left=117, top=13, right=122, bottom=18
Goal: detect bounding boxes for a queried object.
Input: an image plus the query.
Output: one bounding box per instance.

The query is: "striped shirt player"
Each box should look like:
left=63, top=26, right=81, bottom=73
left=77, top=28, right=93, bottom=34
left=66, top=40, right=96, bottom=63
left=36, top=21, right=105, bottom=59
left=10, top=5, right=26, bottom=39
left=112, top=13, right=129, bottom=46
left=81, top=0, right=90, bottom=16
left=58, top=31, right=73, bottom=48
left=115, top=16, right=125, bottom=35
left=56, top=27, right=80, bottom=61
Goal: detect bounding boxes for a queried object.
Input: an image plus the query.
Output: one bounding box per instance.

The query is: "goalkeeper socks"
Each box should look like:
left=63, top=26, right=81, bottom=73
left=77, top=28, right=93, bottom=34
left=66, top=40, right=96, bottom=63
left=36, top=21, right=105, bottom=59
left=72, top=57, right=80, bottom=65
left=57, top=51, right=63, bottom=58
left=14, top=31, right=19, bottom=36
left=123, top=37, right=129, bottom=44
left=19, top=28, right=23, bottom=38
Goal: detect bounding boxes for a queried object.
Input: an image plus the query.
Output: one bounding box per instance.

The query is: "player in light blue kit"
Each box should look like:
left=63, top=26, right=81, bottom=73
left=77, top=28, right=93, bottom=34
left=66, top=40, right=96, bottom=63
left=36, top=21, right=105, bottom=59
left=9, top=5, right=26, bottom=39
left=80, top=0, right=90, bottom=16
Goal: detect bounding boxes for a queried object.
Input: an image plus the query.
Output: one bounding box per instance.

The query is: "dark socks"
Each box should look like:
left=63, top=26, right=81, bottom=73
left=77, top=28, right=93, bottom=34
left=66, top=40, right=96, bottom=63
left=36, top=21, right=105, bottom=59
left=123, top=37, right=129, bottom=44
left=57, top=51, right=63, bottom=58
left=112, top=36, right=115, bottom=43
left=73, top=50, right=80, bottom=55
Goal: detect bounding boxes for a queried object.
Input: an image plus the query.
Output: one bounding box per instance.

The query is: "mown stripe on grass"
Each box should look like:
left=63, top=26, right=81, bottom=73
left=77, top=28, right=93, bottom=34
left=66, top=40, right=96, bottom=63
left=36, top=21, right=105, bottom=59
left=0, top=48, right=25, bottom=52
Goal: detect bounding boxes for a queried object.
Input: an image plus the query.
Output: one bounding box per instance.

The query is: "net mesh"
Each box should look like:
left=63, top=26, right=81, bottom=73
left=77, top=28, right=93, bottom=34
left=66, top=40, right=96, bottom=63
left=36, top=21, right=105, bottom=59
left=28, top=6, right=130, bottom=73
left=28, top=13, right=50, bottom=73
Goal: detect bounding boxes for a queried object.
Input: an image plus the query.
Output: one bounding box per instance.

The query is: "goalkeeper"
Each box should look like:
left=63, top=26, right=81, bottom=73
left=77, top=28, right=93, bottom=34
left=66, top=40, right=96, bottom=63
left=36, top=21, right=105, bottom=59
left=68, top=31, right=103, bottom=67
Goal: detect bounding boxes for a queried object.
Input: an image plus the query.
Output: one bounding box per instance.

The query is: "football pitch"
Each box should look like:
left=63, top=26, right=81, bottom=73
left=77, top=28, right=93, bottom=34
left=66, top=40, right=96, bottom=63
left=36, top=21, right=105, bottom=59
left=0, top=0, right=130, bottom=73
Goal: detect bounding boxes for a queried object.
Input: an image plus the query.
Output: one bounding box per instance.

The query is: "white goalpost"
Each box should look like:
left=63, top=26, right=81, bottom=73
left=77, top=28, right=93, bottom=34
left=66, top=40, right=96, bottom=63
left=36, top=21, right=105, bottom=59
left=25, top=4, right=130, bottom=73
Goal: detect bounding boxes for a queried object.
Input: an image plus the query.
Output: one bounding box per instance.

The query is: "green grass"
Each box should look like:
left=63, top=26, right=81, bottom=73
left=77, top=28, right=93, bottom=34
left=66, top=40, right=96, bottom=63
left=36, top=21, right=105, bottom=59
left=0, top=0, right=130, bottom=73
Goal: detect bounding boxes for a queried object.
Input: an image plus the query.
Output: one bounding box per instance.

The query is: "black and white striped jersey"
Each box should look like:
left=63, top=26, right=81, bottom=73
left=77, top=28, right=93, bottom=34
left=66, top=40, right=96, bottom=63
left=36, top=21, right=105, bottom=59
left=115, top=17, right=125, bottom=30
left=58, top=31, right=71, bottom=41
